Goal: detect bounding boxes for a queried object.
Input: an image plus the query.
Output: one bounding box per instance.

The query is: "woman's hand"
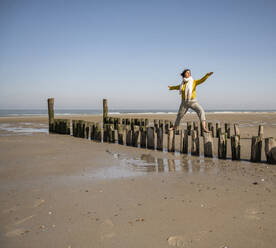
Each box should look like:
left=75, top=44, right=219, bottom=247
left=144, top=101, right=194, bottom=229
left=168, top=86, right=171, bottom=89
left=207, top=72, right=214, bottom=76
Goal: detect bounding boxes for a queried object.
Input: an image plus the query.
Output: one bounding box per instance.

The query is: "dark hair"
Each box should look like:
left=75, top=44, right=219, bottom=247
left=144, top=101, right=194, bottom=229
left=181, top=69, right=191, bottom=78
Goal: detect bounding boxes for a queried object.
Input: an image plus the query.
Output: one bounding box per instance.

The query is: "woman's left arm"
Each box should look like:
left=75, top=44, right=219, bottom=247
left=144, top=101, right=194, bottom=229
left=195, top=72, right=213, bottom=85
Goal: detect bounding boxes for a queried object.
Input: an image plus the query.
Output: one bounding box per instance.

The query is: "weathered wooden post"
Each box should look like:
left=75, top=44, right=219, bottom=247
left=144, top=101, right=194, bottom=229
left=180, top=129, right=188, bottom=154
left=208, top=122, right=214, bottom=137
left=95, top=123, right=102, bottom=142
left=140, top=126, right=147, bottom=148
left=156, top=126, right=163, bottom=151
left=132, top=126, right=139, bottom=147
left=191, top=130, right=199, bottom=156
left=258, top=125, right=264, bottom=138
left=103, top=124, right=109, bottom=142
left=225, top=123, right=230, bottom=139
left=141, top=118, right=145, bottom=126
left=200, top=122, right=204, bottom=137
left=72, top=120, right=76, bottom=136
left=159, top=120, right=164, bottom=132
left=251, top=136, right=262, bottom=162
left=203, top=132, right=213, bottom=157
left=265, top=137, right=276, bottom=164
left=109, top=124, right=115, bottom=143
left=126, top=126, right=132, bottom=146
left=187, top=121, right=192, bottom=135
left=231, top=135, right=240, bottom=160
left=154, top=120, right=159, bottom=131
left=145, top=118, right=149, bottom=126
left=117, top=124, right=125, bottom=145
left=234, top=123, right=240, bottom=136
left=47, top=98, right=55, bottom=133
left=165, top=120, right=169, bottom=134
left=84, top=121, right=89, bottom=139
left=147, top=127, right=155, bottom=150
left=167, top=128, right=175, bottom=152
left=193, top=122, right=199, bottom=135
left=218, top=133, right=227, bottom=159
left=103, top=99, right=108, bottom=127
left=90, top=122, right=95, bottom=140
left=216, top=122, right=221, bottom=138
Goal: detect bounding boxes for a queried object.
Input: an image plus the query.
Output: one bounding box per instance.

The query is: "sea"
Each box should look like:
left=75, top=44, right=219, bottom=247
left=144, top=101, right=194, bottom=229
left=0, top=109, right=276, bottom=117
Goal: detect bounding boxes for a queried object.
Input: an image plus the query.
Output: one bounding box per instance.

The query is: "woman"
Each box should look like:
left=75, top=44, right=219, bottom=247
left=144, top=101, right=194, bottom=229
left=168, top=69, right=213, bottom=132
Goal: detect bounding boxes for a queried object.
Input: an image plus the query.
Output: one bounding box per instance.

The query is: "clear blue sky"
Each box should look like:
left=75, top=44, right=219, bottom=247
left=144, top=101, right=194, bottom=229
left=1, top=0, right=275, bottom=110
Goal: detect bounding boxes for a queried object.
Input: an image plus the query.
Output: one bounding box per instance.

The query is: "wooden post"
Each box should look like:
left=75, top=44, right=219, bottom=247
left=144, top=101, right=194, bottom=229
left=156, top=126, right=163, bottom=151
left=251, top=136, right=262, bottom=162
left=154, top=119, right=159, bottom=131
left=130, top=118, right=135, bottom=131
left=132, top=126, right=139, bottom=147
left=117, top=124, right=125, bottom=145
left=216, top=122, right=221, bottom=138
left=180, top=129, right=188, bottom=154
left=234, top=123, right=240, bottom=136
left=218, top=133, right=227, bottom=159
left=72, top=120, right=76, bottom=136
left=167, top=128, right=175, bottom=152
left=265, top=137, right=276, bottom=164
left=47, top=98, right=54, bottom=133
left=231, top=135, right=241, bottom=160
left=84, top=121, right=88, bottom=138
left=258, top=125, right=264, bottom=138
left=103, top=124, right=109, bottom=142
left=203, top=132, right=213, bottom=158
left=193, top=121, right=199, bottom=135
left=208, top=122, right=214, bottom=137
left=165, top=120, right=169, bottom=134
left=147, top=127, right=155, bottom=150
left=145, top=118, right=149, bottom=126
left=187, top=121, right=192, bottom=135
left=200, top=122, right=204, bottom=137
left=95, top=123, right=102, bottom=142
left=159, top=120, right=164, bottom=132
left=90, top=122, right=95, bottom=140
left=141, top=118, right=145, bottom=126
left=225, top=123, right=230, bottom=139
left=191, top=130, right=199, bottom=156
left=126, top=126, right=132, bottom=146
left=109, top=124, right=115, bottom=143
left=103, top=99, right=108, bottom=127
left=140, top=126, right=147, bottom=148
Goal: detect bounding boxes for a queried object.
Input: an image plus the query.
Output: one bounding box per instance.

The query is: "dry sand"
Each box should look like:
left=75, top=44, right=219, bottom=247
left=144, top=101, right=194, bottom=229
left=0, top=113, right=276, bottom=248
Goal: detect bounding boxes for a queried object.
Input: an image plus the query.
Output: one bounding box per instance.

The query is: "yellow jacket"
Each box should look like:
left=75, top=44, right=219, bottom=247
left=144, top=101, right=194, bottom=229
left=169, top=73, right=210, bottom=100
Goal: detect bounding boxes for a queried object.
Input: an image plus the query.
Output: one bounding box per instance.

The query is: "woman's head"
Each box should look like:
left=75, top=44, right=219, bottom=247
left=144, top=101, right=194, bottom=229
left=181, top=69, right=191, bottom=78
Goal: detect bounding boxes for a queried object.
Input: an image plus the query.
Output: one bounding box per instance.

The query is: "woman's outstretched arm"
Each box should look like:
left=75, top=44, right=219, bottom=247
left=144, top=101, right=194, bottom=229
left=168, top=85, right=180, bottom=90
left=195, top=72, right=214, bottom=86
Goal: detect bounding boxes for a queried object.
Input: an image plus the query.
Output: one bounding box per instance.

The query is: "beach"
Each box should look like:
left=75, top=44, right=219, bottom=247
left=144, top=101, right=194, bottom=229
left=0, top=113, right=276, bottom=248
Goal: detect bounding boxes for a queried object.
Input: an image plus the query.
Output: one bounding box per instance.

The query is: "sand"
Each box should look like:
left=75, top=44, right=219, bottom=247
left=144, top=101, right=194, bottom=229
left=0, top=113, right=276, bottom=248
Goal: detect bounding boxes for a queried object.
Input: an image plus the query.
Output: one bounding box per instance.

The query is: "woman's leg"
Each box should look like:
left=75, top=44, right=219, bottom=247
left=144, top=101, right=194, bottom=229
left=189, top=101, right=209, bottom=132
left=173, top=100, right=189, bottom=129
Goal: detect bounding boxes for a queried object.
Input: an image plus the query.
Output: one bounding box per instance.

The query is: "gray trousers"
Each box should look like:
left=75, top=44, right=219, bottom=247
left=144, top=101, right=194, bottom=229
left=174, top=99, right=206, bottom=127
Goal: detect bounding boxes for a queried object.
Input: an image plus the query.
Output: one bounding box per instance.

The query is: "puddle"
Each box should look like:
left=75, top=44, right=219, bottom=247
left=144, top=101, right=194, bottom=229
left=0, top=122, right=48, bottom=136
left=89, top=151, right=221, bottom=180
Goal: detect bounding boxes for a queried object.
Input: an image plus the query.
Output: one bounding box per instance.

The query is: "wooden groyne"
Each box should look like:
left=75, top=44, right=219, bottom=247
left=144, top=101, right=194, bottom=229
left=47, top=98, right=276, bottom=164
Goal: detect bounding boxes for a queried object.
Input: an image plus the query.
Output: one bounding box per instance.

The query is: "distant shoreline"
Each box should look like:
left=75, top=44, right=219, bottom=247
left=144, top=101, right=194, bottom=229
left=0, top=109, right=276, bottom=117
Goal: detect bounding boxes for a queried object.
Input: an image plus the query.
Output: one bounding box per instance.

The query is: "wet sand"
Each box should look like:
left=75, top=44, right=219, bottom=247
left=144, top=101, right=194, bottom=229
left=0, top=113, right=276, bottom=248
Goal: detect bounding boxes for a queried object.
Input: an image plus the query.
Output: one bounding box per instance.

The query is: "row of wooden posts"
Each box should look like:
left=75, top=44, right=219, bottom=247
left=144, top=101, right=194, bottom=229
left=47, top=98, right=276, bottom=164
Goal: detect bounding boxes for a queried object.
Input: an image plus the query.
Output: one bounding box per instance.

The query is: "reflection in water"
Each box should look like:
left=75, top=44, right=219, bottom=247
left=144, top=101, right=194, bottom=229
left=119, top=153, right=218, bottom=174
left=92, top=151, right=220, bottom=180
